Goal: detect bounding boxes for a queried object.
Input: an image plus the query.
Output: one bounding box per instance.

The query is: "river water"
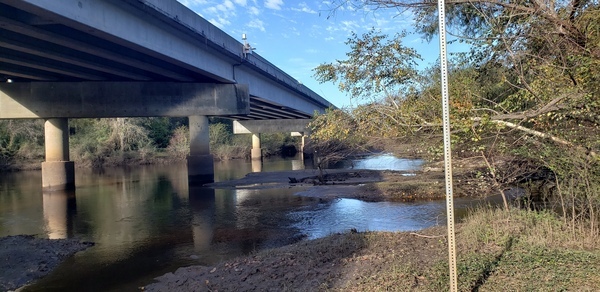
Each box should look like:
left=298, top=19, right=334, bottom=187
left=0, top=154, right=488, bottom=291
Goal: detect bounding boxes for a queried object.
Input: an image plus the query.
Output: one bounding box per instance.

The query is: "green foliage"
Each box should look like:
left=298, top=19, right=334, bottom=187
left=166, top=125, right=189, bottom=159
left=70, top=118, right=155, bottom=166
left=140, top=117, right=185, bottom=149
left=308, top=108, right=368, bottom=172
left=260, top=133, right=298, bottom=157
left=0, top=116, right=301, bottom=168
left=209, top=122, right=232, bottom=148
left=310, top=108, right=362, bottom=143
left=0, top=120, right=44, bottom=162
left=313, top=28, right=421, bottom=101
left=316, top=0, right=599, bottom=227
left=209, top=121, right=250, bottom=160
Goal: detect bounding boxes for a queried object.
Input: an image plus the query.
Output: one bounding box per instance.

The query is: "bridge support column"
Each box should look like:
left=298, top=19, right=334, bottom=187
left=188, top=115, right=214, bottom=185
left=251, top=133, right=262, bottom=160
left=42, top=118, right=75, bottom=191
left=301, top=134, right=311, bottom=156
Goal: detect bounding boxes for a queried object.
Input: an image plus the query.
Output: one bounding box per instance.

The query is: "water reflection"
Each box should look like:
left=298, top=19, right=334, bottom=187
left=353, top=154, right=424, bottom=171
left=0, top=154, right=483, bottom=291
left=290, top=198, right=480, bottom=240
left=251, top=159, right=262, bottom=172
left=332, top=153, right=425, bottom=171
left=189, top=187, right=215, bottom=252
left=43, top=190, right=76, bottom=239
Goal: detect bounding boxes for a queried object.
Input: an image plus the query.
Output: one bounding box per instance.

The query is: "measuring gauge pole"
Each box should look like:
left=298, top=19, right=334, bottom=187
left=437, top=0, right=458, bottom=290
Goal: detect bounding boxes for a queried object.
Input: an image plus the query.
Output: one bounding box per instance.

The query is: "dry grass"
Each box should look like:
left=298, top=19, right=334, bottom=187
left=445, top=208, right=600, bottom=291
left=357, top=167, right=494, bottom=202
left=146, top=207, right=600, bottom=291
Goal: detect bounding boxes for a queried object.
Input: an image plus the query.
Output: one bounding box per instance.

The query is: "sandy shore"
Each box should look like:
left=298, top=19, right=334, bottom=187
left=0, top=235, right=93, bottom=291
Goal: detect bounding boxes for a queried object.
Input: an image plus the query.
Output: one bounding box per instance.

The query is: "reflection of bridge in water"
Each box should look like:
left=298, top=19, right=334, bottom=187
left=0, top=0, right=334, bottom=190
left=35, top=156, right=316, bottom=250
left=0, top=155, right=474, bottom=290
left=0, top=157, right=320, bottom=290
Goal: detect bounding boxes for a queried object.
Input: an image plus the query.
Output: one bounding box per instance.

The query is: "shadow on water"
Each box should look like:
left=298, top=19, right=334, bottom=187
left=0, top=154, right=494, bottom=291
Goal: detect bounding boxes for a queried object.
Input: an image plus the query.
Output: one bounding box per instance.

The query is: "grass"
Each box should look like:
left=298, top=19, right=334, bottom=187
left=428, top=208, right=600, bottom=291
left=339, top=207, right=600, bottom=291
left=145, top=207, right=600, bottom=291
left=357, top=169, right=495, bottom=202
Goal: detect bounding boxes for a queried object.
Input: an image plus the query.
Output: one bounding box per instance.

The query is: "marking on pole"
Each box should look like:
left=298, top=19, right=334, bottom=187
left=437, top=0, right=458, bottom=290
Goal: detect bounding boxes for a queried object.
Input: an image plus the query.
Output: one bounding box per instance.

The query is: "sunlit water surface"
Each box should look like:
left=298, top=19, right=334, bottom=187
left=0, top=154, right=491, bottom=291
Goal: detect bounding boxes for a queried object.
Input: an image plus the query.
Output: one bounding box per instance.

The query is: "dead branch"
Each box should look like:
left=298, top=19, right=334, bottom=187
left=472, top=118, right=598, bottom=158
left=409, top=232, right=446, bottom=238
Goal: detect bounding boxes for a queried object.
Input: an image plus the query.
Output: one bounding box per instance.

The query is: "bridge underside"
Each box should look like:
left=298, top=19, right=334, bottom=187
left=0, top=1, right=315, bottom=120
left=0, top=0, right=330, bottom=191
left=0, top=80, right=313, bottom=189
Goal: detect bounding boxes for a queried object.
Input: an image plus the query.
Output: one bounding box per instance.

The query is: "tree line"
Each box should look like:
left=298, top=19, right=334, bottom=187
left=0, top=117, right=300, bottom=170
left=310, top=0, right=599, bottom=232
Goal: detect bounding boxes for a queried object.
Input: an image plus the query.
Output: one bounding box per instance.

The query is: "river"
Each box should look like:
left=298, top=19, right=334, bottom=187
left=0, top=154, right=486, bottom=291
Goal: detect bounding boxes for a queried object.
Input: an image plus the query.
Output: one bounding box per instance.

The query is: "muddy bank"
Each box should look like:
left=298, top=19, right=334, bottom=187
left=144, top=163, right=496, bottom=291
left=207, top=165, right=494, bottom=202
left=143, top=228, right=448, bottom=292
left=0, top=236, right=93, bottom=291
left=0, top=159, right=491, bottom=291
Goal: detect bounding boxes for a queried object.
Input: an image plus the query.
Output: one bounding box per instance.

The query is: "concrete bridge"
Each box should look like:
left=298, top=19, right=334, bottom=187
left=0, top=0, right=334, bottom=190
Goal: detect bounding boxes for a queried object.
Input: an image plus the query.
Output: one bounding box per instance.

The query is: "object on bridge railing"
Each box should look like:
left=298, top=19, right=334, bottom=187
left=242, top=33, right=256, bottom=59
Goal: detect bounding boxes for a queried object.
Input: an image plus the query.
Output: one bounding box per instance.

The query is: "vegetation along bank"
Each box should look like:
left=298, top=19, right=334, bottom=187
left=0, top=117, right=300, bottom=171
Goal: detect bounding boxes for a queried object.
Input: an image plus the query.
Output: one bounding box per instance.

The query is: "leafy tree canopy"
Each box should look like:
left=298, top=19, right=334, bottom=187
left=313, top=28, right=421, bottom=101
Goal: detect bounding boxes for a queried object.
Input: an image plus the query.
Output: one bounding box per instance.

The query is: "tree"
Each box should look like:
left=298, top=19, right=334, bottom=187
left=319, top=0, right=600, bottom=219
left=314, top=28, right=421, bottom=103
left=324, top=0, right=600, bottom=143
left=308, top=108, right=367, bottom=182
left=0, top=120, right=44, bottom=164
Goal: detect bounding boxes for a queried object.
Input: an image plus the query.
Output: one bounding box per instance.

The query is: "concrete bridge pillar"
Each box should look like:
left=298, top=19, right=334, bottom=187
left=295, top=132, right=313, bottom=158
left=42, top=118, right=75, bottom=191
left=301, top=134, right=311, bottom=155
left=233, top=119, right=312, bottom=160
left=189, top=187, right=215, bottom=251
left=187, top=115, right=214, bottom=185
left=251, top=133, right=262, bottom=160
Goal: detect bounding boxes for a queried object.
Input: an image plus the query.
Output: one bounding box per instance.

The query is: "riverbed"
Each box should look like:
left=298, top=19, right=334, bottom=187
left=1, top=154, right=485, bottom=291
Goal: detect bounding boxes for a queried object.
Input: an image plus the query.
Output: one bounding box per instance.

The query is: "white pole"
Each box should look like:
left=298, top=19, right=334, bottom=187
left=437, top=0, right=458, bottom=290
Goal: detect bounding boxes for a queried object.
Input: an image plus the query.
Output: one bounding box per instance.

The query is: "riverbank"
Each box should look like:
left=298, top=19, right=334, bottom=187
left=3, top=157, right=593, bottom=291
left=144, top=207, right=600, bottom=291
left=207, top=157, right=496, bottom=202
left=144, top=162, right=600, bottom=291
left=0, top=236, right=93, bottom=291
left=0, top=161, right=487, bottom=291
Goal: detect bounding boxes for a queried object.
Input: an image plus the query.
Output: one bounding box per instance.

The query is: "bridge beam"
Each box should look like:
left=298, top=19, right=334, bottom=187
left=42, top=118, right=75, bottom=191
left=233, top=119, right=312, bottom=158
left=188, top=115, right=214, bottom=185
left=0, top=82, right=249, bottom=119
left=233, top=119, right=310, bottom=134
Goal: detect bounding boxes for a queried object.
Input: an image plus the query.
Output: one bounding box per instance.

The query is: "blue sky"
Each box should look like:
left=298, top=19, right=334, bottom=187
left=177, top=0, right=453, bottom=108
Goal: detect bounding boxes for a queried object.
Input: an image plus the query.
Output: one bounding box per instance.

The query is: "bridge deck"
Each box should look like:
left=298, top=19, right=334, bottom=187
left=0, top=0, right=334, bottom=119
